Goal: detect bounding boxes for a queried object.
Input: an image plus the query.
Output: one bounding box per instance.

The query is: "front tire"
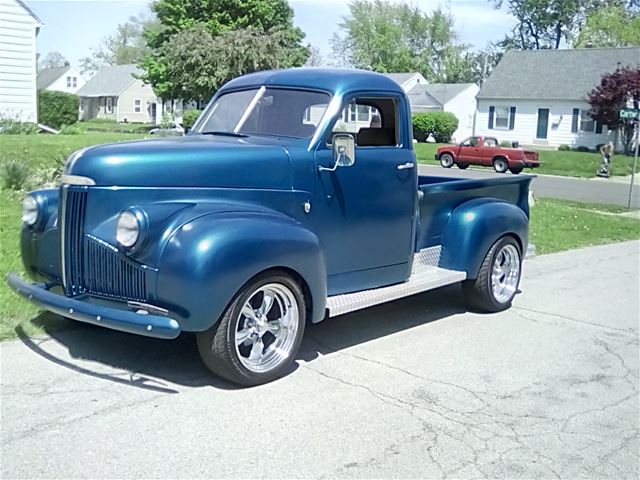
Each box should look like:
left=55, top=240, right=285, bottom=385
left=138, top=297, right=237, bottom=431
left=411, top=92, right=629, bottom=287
left=440, top=153, right=454, bottom=168
left=462, top=236, right=521, bottom=312
left=197, top=272, right=306, bottom=386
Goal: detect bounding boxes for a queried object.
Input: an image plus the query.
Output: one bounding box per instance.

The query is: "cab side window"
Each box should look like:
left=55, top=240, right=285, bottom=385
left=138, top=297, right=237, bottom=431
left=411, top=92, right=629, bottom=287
left=330, top=97, right=398, bottom=147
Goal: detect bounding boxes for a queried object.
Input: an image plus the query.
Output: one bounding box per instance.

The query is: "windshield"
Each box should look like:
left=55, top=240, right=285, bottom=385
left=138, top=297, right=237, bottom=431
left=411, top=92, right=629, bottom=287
left=196, top=87, right=331, bottom=139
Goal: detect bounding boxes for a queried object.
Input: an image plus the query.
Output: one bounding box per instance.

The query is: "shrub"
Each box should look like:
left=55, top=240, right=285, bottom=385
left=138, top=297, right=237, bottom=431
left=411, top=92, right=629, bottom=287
left=59, top=124, right=82, bottom=135
left=38, top=90, right=79, bottom=129
left=0, top=160, right=30, bottom=191
left=500, top=140, right=512, bottom=147
left=24, top=155, right=65, bottom=190
left=558, top=144, right=571, bottom=151
left=0, top=116, right=38, bottom=134
left=412, top=111, right=459, bottom=143
left=573, top=145, right=591, bottom=152
left=183, top=109, right=203, bottom=129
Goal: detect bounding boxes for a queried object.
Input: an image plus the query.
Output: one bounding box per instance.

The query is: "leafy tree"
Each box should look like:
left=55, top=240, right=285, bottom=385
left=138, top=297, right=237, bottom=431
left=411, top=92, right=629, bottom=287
left=588, top=67, right=640, bottom=154
left=141, top=0, right=309, bottom=99
left=305, top=46, right=323, bottom=67
left=466, top=43, right=505, bottom=86
left=156, top=24, right=309, bottom=101
left=38, top=51, right=68, bottom=70
left=490, top=0, right=632, bottom=49
left=80, top=14, right=157, bottom=75
left=331, top=0, right=471, bottom=83
left=575, top=4, right=640, bottom=47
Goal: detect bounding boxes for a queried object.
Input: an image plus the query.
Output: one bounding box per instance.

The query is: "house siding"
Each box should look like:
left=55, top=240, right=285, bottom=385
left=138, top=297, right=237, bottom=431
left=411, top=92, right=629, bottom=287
left=117, top=80, right=158, bottom=123
left=46, top=67, right=86, bottom=94
left=444, top=85, right=479, bottom=142
left=0, top=0, right=39, bottom=122
left=475, top=99, right=612, bottom=149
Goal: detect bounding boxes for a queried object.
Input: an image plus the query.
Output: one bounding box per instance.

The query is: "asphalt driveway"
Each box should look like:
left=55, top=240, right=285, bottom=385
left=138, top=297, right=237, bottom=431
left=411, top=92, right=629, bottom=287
left=1, top=241, right=639, bottom=479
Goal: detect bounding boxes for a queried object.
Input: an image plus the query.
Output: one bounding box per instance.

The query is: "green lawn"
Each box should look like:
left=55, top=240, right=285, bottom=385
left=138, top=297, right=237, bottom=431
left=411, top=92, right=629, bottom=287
left=414, top=143, right=640, bottom=178
left=0, top=132, right=148, bottom=169
left=76, top=119, right=153, bottom=134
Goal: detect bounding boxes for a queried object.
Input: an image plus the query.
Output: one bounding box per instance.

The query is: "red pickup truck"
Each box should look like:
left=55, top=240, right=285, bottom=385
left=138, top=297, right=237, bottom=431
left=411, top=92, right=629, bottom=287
left=436, top=136, right=539, bottom=174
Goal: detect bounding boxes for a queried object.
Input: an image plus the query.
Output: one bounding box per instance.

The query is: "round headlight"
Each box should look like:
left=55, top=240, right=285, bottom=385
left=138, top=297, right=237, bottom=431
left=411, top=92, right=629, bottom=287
left=116, top=210, right=140, bottom=247
left=22, top=195, right=39, bottom=226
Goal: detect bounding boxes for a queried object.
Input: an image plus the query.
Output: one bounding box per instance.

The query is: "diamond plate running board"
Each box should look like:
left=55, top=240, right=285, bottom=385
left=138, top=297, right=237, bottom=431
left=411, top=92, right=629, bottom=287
left=326, top=248, right=467, bottom=318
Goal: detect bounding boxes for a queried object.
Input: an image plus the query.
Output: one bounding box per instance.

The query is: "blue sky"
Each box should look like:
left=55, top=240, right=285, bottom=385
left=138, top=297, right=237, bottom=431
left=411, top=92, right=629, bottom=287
left=30, top=0, right=516, bottom=68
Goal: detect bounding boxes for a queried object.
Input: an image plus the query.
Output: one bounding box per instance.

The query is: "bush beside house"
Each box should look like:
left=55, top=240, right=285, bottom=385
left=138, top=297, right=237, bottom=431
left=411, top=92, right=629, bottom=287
left=412, top=112, right=459, bottom=143
left=182, top=109, right=203, bottom=130
left=38, top=91, right=78, bottom=129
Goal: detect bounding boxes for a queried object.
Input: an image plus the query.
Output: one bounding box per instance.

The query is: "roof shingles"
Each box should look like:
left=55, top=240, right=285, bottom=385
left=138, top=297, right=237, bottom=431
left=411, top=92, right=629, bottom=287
left=76, top=64, right=141, bottom=97
left=478, top=47, right=640, bottom=100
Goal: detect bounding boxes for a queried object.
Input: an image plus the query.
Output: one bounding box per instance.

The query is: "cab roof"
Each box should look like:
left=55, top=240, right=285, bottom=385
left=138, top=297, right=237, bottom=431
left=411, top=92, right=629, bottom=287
left=220, top=68, right=406, bottom=95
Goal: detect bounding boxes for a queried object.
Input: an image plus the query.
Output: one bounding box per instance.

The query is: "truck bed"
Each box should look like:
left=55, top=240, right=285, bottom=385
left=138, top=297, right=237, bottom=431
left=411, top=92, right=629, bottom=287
left=417, top=175, right=533, bottom=250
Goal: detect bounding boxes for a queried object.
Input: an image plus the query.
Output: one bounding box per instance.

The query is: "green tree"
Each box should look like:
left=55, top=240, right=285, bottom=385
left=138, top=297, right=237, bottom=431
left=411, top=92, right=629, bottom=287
left=79, top=13, right=158, bottom=75
left=331, top=0, right=471, bottom=82
left=157, top=24, right=309, bottom=101
left=491, top=0, right=631, bottom=49
left=575, top=5, right=640, bottom=47
left=141, top=0, right=309, bottom=99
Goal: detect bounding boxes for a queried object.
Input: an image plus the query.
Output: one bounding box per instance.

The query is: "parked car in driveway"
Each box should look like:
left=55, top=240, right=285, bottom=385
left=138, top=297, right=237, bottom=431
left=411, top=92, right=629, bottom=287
left=9, top=69, right=533, bottom=386
left=436, top=136, right=539, bottom=174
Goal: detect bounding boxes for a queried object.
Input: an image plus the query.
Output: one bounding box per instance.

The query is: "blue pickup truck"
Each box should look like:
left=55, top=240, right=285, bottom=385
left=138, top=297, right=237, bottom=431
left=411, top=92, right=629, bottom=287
left=9, top=69, right=532, bottom=385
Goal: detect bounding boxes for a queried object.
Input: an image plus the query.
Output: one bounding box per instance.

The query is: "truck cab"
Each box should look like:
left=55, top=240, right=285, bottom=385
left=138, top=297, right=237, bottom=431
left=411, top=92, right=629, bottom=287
left=10, top=69, right=532, bottom=386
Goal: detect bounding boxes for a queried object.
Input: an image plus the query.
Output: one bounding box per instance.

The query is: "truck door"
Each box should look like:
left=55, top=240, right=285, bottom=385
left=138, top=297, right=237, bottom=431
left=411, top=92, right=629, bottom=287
left=459, top=136, right=483, bottom=163
left=313, top=95, right=416, bottom=294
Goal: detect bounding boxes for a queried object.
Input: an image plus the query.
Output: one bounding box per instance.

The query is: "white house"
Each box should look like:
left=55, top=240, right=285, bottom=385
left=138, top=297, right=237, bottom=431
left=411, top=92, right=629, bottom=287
left=37, top=64, right=86, bottom=94
left=0, top=0, right=42, bottom=122
left=76, top=64, right=182, bottom=124
left=474, top=47, right=640, bottom=149
left=385, top=73, right=479, bottom=142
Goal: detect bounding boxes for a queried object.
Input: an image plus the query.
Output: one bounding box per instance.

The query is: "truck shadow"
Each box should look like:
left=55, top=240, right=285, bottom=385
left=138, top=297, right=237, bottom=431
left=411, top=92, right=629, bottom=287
left=15, top=285, right=466, bottom=393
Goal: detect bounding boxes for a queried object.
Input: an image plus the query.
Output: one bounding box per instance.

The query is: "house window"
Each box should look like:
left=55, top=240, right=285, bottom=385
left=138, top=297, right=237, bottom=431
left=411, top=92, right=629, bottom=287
left=72, top=77, right=77, bottom=88
left=79, top=99, right=84, bottom=112
left=357, top=104, right=370, bottom=122
left=580, top=109, right=595, bottom=132
left=106, top=97, right=113, bottom=114
left=134, top=99, right=142, bottom=113
left=66, top=76, right=72, bottom=88
left=495, top=106, right=510, bottom=129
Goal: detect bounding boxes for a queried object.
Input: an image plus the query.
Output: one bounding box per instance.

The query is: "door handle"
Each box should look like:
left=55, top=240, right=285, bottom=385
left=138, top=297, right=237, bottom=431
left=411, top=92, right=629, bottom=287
left=397, top=162, right=415, bottom=170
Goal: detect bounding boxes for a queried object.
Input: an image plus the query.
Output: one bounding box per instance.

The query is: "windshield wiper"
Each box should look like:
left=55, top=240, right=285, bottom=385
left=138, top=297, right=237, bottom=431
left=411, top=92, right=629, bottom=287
left=199, top=131, right=248, bottom=138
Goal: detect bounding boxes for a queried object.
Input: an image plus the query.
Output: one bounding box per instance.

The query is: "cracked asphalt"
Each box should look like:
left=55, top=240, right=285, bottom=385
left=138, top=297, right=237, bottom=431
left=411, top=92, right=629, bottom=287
left=2, top=241, right=639, bottom=479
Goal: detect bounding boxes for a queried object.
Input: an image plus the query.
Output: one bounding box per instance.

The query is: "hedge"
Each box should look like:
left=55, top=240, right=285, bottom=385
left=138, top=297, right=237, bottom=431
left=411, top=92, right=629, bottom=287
left=412, top=111, right=459, bottom=143
left=182, top=109, right=203, bottom=129
left=38, top=91, right=78, bottom=129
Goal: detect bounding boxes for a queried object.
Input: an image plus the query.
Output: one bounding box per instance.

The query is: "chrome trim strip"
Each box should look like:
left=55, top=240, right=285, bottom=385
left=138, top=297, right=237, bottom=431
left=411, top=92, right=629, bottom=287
left=127, top=301, right=169, bottom=316
left=61, top=174, right=96, bottom=186
left=59, top=186, right=67, bottom=290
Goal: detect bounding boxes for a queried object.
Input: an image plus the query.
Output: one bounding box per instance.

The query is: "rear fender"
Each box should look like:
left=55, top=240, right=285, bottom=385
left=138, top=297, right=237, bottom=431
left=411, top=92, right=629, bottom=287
left=439, top=198, right=528, bottom=278
left=156, top=211, right=326, bottom=331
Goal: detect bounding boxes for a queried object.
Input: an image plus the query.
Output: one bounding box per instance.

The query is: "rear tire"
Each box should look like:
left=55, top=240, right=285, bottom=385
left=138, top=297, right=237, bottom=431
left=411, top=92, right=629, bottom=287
left=493, top=157, right=508, bottom=173
left=509, top=167, right=523, bottom=174
left=196, top=272, right=306, bottom=386
left=440, top=153, right=454, bottom=168
left=462, top=236, right=521, bottom=312
left=457, top=163, right=469, bottom=170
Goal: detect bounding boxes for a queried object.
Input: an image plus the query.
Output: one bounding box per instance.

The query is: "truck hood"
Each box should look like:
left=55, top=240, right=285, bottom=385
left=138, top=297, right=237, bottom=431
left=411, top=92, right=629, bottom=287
left=65, top=135, right=293, bottom=189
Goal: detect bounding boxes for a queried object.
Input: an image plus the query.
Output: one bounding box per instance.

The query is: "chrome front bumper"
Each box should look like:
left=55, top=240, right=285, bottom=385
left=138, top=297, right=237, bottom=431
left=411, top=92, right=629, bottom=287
left=6, top=272, right=181, bottom=339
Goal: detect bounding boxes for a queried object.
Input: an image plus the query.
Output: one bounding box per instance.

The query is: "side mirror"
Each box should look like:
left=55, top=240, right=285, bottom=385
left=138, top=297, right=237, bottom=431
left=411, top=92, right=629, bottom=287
left=319, top=134, right=356, bottom=172
left=333, top=134, right=355, bottom=167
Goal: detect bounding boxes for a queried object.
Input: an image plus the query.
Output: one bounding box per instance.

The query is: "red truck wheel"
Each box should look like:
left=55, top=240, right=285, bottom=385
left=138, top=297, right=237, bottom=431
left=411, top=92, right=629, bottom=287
left=440, top=154, right=454, bottom=168
left=493, top=157, right=508, bottom=173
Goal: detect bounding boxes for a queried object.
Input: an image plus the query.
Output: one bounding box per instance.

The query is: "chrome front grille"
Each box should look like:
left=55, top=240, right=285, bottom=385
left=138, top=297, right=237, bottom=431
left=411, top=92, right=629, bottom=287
left=61, top=186, right=88, bottom=296
left=84, top=236, right=147, bottom=301
left=60, top=186, right=149, bottom=302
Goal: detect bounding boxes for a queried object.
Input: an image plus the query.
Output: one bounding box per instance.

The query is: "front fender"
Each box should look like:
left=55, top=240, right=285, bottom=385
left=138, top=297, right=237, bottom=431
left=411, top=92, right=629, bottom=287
left=156, top=211, right=326, bottom=331
left=439, top=198, right=528, bottom=278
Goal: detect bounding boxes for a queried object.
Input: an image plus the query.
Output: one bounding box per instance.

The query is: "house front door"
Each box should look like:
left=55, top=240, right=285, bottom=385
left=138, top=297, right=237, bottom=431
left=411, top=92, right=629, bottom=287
left=150, top=103, right=157, bottom=125
left=536, top=109, right=549, bottom=139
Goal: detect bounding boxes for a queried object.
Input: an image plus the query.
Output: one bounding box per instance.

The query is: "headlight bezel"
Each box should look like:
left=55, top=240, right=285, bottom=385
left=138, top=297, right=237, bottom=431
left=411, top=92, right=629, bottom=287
left=22, top=194, right=46, bottom=230
left=116, top=207, right=148, bottom=249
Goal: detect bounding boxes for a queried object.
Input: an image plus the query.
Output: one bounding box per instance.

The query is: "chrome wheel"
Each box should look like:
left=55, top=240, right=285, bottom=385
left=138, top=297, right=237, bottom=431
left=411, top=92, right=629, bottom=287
left=493, top=158, right=508, bottom=173
left=234, top=283, right=300, bottom=373
left=440, top=153, right=454, bottom=168
left=490, top=244, right=521, bottom=303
